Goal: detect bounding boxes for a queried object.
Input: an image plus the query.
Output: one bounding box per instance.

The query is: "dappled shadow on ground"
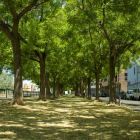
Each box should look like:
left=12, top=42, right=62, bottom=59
left=0, top=95, right=140, bottom=140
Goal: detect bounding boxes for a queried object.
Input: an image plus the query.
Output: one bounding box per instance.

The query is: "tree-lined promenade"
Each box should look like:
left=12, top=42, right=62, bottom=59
left=0, top=0, right=140, bottom=105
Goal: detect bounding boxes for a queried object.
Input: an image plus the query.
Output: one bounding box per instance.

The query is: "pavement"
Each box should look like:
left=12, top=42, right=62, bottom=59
left=92, top=97, right=140, bottom=113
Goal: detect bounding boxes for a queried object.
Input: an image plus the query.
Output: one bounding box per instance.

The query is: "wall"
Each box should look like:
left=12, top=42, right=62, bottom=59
left=127, top=60, right=140, bottom=90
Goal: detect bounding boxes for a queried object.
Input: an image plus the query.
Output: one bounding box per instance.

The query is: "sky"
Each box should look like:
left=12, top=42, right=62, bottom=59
left=23, top=80, right=34, bottom=85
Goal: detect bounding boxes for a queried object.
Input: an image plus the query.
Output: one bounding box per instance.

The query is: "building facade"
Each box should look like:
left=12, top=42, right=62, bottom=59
left=22, top=83, right=38, bottom=91
left=100, top=69, right=127, bottom=95
left=127, top=60, right=140, bottom=90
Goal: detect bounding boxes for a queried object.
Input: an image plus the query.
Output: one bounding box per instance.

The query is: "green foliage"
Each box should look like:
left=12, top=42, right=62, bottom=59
left=0, top=71, right=14, bottom=89
left=1, top=0, right=140, bottom=91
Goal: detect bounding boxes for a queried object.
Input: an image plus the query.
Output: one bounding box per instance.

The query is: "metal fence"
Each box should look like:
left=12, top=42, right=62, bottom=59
left=0, top=89, right=40, bottom=98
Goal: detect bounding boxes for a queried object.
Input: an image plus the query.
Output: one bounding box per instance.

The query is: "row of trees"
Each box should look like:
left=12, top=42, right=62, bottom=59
left=0, top=0, right=140, bottom=105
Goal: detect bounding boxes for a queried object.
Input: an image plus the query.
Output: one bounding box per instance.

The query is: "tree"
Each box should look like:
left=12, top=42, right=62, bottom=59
left=98, top=0, right=140, bottom=104
left=20, top=3, right=66, bottom=100
left=0, top=0, right=49, bottom=105
left=64, top=0, right=140, bottom=104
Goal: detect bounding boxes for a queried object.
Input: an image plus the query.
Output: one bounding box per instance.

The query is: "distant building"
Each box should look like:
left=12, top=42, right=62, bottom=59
left=22, top=83, right=38, bottom=91
left=101, top=69, right=127, bottom=95
left=127, top=60, right=140, bottom=90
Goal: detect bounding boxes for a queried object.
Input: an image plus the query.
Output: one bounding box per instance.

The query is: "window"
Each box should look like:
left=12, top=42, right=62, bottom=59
left=104, top=78, right=107, bottom=82
left=134, top=67, right=135, bottom=75
left=125, top=73, right=127, bottom=81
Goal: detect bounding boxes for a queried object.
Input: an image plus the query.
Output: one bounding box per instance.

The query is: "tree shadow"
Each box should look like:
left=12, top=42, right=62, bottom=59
left=0, top=96, right=140, bottom=139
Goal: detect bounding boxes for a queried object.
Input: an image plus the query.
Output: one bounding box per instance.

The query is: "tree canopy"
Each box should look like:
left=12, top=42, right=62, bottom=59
left=0, top=0, right=140, bottom=104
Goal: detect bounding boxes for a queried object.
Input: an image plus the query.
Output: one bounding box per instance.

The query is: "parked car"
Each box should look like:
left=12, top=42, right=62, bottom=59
left=101, top=93, right=106, bottom=97
left=125, top=90, right=133, bottom=100
left=116, top=91, right=126, bottom=99
left=133, top=88, right=140, bottom=100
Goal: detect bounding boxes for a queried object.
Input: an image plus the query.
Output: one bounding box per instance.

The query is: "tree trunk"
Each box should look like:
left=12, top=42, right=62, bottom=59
left=53, top=77, right=55, bottom=98
left=46, top=72, right=51, bottom=99
left=85, top=77, right=88, bottom=98
left=80, top=77, right=83, bottom=97
left=63, top=87, right=65, bottom=95
left=108, top=47, right=117, bottom=104
left=10, top=39, right=23, bottom=105
left=88, top=76, right=91, bottom=100
left=75, top=83, right=78, bottom=96
left=60, top=85, right=63, bottom=95
left=39, top=58, right=46, bottom=100
left=95, top=72, right=99, bottom=100
left=56, top=78, right=60, bottom=97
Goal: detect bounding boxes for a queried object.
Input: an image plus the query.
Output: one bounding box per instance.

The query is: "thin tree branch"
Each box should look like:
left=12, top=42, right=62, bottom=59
left=82, top=0, right=84, bottom=9
left=29, top=57, right=40, bottom=63
left=102, top=51, right=109, bottom=61
left=8, top=0, right=17, bottom=19
left=88, top=23, right=93, bottom=44
left=33, top=50, right=40, bottom=58
left=24, top=53, right=38, bottom=56
left=88, top=23, right=97, bottom=63
left=0, top=20, right=14, bottom=41
left=102, top=0, right=113, bottom=47
left=31, top=0, right=49, bottom=10
left=78, top=0, right=84, bottom=10
left=18, top=0, right=49, bottom=20
left=119, top=43, right=134, bottom=55
left=19, top=34, right=28, bottom=44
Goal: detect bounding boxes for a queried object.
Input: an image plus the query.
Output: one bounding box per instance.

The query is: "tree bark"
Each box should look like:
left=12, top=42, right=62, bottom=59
left=53, top=76, right=55, bottom=98
left=80, top=77, right=83, bottom=97
left=10, top=39, right=23, bottom=105
left=75, top=83, right=78, bottom=96
left=85, top=77, right=88, bottom=98
left=60, top=85, right=63, bottom=95
left=108, top=47, right=117, bottom=104
left=63, top=87, right=65, bottom=95
left=56, top=78, right=60, bottom=97
left=39, top=56, right=46, bottom=100
left=88, top=76, right=91, bottom=100
left=46, top=72, right=51, bottom=99
left=95, top=72, right=99, bottom=100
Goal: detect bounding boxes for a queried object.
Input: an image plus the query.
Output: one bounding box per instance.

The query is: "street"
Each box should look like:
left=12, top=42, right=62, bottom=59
left=92, top=97, right=140, bottom=113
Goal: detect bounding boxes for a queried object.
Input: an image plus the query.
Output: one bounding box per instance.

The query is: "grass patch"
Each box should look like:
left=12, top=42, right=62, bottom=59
left=0, top=95, right=140, bottom=140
